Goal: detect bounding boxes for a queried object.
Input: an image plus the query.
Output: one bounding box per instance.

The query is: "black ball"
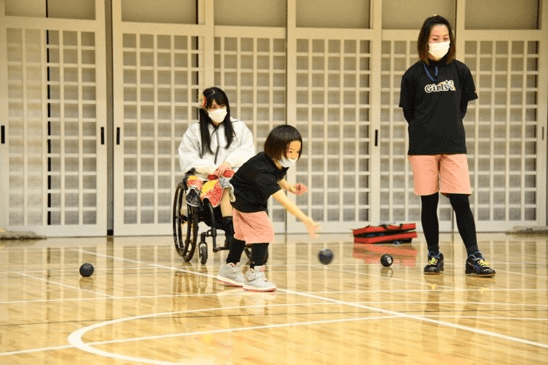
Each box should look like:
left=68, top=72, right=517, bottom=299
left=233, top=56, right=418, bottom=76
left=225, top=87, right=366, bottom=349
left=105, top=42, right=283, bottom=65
left=380, top=254, right=393, bottom=267
left=318, top=248, right=334, bottom=265
left=79, top=263, right=94, bottom=277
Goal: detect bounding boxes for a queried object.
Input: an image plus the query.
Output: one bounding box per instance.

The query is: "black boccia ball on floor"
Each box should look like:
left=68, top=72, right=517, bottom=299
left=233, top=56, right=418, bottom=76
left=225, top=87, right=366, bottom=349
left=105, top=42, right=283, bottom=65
left=79, top=263, right=94, bottom=277
left=318, top=248, right=334, bottom=265
left=380, top=254, right=393, bottom=267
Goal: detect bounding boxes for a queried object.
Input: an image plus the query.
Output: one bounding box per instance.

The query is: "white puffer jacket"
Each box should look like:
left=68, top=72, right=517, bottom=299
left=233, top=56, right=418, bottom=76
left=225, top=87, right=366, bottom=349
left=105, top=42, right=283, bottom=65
left=178, top=118, right=255, bottom=179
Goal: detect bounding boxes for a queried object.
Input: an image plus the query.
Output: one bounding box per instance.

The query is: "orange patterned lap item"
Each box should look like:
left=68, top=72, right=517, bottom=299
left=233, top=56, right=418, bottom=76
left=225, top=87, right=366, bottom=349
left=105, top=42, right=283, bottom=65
left=187, top=176, right=203, bottom=190
left=200, top=180, right=223, bottom=207
left=187, top=172, right=235, bottom=207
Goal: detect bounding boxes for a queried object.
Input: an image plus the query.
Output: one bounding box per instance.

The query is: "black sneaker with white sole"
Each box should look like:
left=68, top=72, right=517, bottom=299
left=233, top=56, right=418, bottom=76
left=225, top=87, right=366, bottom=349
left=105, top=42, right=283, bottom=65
left=424, top=252, right=444, bottom=275
left=465, top=252, right=496, bottom=277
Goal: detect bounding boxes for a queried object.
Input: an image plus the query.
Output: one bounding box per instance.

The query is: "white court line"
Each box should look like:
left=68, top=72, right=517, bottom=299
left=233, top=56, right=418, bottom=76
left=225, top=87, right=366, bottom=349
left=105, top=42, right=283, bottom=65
left=279, top=287, right=548, bottom=348
left=65, top=287, right=548, bottom=364
left=2, top=295, right=547, bottom=309
left=93, top=253, right=548, bottom=349
left=5, top=310, right=547, bottom=359
left=57, top=249, right=548, bottom=364
left=16, top=272, right=113, bottom=298
left=0, top=345, right=75, bottom=357
left=297, top=288, right=548, bottom=294
left=67, top=307, right=399, bottom=364
left=157, top=261, right=548, bottom=349
left=3, top=246, right=547, bottom=363
left=0, top=302, right=362, bottom=357
left=427, top=316, right=548, bottom=321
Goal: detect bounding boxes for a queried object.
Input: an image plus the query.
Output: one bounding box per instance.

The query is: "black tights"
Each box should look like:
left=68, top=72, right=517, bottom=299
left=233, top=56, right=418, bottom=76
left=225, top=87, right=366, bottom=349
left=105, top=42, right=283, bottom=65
left=226, top=238, right=246, bottom=264
left=421, top=193, right=479, bottom=256
left=226, top=241, right=269, bottom=269
left=250, top=243, right=269, bottom=269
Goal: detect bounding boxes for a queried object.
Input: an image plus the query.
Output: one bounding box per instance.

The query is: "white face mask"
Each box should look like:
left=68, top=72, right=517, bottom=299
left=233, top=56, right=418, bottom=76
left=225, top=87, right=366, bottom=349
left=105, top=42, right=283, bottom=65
left=428, top=41, right=450, bottom=60
left=279, top=156, right=298, bottom=168
left=208, top=107, right=227, bottom=124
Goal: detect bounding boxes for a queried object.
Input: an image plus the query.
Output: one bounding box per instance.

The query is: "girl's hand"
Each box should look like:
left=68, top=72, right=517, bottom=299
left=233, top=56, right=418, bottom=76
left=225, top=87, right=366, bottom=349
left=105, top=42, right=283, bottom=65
left=291, top=183, right=307, bottom=195
left=303, top=217, right=320, bottom=238
left=287, top=182, right=307, bottom=195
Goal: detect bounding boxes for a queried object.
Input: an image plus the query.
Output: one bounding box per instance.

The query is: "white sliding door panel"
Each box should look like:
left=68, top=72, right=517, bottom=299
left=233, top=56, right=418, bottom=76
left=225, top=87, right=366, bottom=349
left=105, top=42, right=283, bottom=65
left=379, top=34, right=430, bottom=228
left=112, top=0, right=206, bottom=235
left=112, top=30, right=205, bottom=235
left=464, top=34, right=546, bottom=230
left=0, top=2, right=108, bottom=237
left=214, top=27, right=287, bottom=232
left=288, top=31, right=378, bottom=233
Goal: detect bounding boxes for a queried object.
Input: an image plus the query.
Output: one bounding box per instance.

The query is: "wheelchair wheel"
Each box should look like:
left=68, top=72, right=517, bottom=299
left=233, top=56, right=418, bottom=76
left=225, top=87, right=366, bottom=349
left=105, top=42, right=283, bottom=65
left=199, top=242, right=208, bottom=265
left=182, top=205, right=199, bottom=261
left=172, top=182, right=187, bottom=258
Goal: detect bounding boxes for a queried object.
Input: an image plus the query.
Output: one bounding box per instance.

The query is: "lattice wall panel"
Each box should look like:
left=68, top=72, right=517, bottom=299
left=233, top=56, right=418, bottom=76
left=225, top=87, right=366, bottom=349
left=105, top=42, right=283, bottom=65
left=6, top=28, right=103, bottom=232
left=214, top=35, right=286, bottom=223
left=294, top=38, right=372, bottom=230
left=118, top=33, right=203, bottom=230
left=46, top=30, right=100, bottom=227
left=7, top=28, right=45, bottom=227
left=464, top=40, right=539, bottom=226
left=379, top=40, right=433, bottom=224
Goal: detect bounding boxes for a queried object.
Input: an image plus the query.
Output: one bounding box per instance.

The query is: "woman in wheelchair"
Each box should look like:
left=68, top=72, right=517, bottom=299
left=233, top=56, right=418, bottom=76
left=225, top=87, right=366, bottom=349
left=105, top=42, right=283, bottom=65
left=178, top=87, right=255, bottom=248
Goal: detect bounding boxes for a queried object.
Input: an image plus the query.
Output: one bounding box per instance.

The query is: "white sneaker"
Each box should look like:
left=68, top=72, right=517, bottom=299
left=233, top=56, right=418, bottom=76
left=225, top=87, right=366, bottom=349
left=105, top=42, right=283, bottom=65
left=216, top=262, right=245, bottom=287
left=243, top=266, right=277, bottom=292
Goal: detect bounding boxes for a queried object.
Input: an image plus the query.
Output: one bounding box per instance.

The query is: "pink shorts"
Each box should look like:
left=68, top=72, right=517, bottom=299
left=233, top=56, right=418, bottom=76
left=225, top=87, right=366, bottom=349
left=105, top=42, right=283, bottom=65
left=408, top=154, right=471, bottom=196
left=232, top=209, right=275, bottom=244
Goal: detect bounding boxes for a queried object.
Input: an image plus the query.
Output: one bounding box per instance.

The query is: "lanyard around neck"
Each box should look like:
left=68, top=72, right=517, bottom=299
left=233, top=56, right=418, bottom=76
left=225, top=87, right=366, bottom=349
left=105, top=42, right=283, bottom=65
left=423, top=62, right=438, bottom=82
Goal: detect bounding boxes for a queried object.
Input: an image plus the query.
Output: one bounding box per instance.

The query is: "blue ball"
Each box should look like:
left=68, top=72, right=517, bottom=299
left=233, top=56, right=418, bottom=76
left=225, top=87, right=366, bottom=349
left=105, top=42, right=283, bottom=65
left=319, top=248, right=334, bottom=265
left=79, top=263, right=94, bottom=277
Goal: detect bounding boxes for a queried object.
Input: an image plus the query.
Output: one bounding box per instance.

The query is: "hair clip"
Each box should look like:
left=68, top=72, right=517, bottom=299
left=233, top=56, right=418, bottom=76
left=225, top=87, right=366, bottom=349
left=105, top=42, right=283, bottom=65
left=199, top=94, right=207, bottom=109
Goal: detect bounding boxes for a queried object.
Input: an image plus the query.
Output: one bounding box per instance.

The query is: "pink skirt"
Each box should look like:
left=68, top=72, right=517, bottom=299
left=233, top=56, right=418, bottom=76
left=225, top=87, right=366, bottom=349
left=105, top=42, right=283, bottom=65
left=232, top=209, right=275, bottom=244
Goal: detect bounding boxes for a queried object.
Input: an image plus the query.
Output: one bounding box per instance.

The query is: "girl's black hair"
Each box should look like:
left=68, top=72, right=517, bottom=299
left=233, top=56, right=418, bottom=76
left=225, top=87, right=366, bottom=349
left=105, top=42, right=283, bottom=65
left=264, top=125, right=303, bottom=161
left=198, top=87, right=234, bottom=156
left=417, top=15, right=456, bottom=65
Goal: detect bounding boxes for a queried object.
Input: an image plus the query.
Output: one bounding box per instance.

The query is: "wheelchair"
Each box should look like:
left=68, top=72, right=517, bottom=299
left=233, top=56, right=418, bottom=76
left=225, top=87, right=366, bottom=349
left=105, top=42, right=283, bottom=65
left=172, top=177, right=253, bottom=265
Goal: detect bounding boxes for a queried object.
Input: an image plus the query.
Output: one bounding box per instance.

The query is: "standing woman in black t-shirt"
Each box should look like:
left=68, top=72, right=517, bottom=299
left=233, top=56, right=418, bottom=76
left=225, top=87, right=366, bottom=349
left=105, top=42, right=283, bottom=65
left=216, top=125, right=320, bottom=292
left=399, top=15, right=495, bottom=277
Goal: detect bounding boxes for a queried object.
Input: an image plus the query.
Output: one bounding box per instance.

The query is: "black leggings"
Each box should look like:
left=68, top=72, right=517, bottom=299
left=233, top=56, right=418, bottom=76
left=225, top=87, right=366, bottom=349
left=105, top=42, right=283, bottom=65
left=226, top=241, right=269, bottom=268
left=226, top=238, right=246, bottom=264
left=421, top=193, right=479, bottom=256
left=250, top=243, right=269, bottom=268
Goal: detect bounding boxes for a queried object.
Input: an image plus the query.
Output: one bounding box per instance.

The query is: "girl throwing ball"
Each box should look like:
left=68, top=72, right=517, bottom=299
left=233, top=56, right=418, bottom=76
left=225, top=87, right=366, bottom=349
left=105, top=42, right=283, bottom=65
left=216, top=125, right=319, bottom=291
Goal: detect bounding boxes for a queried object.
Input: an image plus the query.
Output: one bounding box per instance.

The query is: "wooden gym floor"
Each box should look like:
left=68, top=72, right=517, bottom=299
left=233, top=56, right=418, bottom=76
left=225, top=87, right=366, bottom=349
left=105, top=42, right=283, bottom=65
left=0, top=232, right=547, bottom=364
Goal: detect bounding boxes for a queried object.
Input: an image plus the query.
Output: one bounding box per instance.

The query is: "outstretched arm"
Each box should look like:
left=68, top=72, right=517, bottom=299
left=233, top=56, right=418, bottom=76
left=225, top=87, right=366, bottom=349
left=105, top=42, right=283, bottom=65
left=272, top=190, right=319, bottom=237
